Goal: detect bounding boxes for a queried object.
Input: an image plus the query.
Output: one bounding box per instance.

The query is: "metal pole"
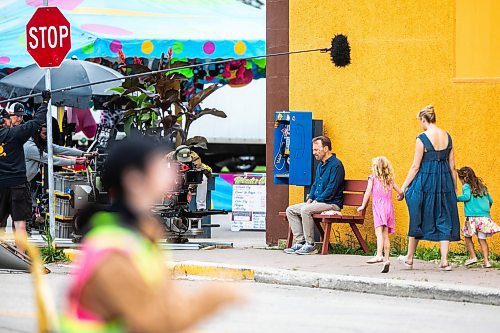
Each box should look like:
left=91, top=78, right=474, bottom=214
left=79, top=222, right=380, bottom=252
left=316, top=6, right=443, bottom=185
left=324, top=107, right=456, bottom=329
left=42, top=0, right=55, bottom=238
left=45, top=69, right=55, bottom=238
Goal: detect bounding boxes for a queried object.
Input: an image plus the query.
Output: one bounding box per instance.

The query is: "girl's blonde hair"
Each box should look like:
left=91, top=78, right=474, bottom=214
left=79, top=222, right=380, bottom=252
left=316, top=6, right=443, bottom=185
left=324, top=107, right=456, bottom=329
left=417, top=105, right=436, bottom=123
left=371, top=156, right=395, bottom=189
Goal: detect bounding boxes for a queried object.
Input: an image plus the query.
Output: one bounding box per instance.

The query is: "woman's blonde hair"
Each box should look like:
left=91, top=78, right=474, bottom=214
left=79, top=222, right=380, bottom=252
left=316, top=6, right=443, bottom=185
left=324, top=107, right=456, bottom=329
left=417, top=104, right=436, bottom=123
left=371, top=156, right=395, bottom=189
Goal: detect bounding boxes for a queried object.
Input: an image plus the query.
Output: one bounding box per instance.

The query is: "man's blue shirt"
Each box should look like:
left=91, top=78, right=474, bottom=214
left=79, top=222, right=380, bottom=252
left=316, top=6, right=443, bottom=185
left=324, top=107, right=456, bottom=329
left=308, top=154, right=345, bottom=208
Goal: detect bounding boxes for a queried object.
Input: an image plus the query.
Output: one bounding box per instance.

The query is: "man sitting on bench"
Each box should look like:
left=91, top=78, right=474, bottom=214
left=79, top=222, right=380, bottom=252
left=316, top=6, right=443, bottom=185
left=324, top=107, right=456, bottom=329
left=284, top=136, right=345, bottom=255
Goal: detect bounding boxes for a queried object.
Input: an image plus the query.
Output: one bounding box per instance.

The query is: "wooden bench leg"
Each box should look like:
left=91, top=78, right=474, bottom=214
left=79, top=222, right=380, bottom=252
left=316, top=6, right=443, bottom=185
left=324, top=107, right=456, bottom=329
left=279, top=214, right=294, bottom=249
left=315, top=220, right=333, bottom=255
left=315, top=219, right=325, bottom=240
left=350, top=223, right=368, bottom=253
left=321, top=223, right=332, bottom=255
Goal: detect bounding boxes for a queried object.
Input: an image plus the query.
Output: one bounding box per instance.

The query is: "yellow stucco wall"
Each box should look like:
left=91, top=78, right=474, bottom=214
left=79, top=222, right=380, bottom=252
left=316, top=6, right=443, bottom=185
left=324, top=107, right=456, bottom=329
left=455, top=0, right=500, bottom=79
left=288, top=0, right=500, bottom=252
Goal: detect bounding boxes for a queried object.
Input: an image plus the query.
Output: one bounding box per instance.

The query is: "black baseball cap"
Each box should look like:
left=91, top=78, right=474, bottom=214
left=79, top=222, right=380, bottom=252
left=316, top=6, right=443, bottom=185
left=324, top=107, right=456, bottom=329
left=10, top=103, right=25, bottom=116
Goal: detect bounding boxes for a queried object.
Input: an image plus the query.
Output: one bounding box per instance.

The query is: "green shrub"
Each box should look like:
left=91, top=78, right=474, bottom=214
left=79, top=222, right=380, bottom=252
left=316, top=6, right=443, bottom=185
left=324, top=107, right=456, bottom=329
left=40, top=224, right=67, bottom=263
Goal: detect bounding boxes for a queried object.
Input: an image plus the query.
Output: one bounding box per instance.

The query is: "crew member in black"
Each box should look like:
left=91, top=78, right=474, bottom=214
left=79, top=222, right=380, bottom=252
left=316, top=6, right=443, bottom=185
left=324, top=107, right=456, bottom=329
left=0, top=90, right=50, bottom=250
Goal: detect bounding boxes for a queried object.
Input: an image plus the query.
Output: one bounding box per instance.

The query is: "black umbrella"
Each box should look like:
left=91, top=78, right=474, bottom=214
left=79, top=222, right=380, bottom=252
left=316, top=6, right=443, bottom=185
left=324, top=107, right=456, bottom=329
left=0, top=58, right=123, bottom=108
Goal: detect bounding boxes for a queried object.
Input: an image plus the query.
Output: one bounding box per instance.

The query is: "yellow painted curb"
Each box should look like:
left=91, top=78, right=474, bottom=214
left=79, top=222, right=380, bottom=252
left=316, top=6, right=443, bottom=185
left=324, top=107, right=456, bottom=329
left=62, top=251, right=254, bottom=281
left=170, top=261, right=255, bottom=281
left=63, top=249, right=255, bottom=281
left=63, top=249, right=80, bottom=262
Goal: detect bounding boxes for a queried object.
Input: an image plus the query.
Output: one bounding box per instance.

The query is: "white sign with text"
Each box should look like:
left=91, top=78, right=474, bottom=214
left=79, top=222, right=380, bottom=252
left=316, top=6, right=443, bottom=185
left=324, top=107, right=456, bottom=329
left=231, top=174, right=266, bottom=231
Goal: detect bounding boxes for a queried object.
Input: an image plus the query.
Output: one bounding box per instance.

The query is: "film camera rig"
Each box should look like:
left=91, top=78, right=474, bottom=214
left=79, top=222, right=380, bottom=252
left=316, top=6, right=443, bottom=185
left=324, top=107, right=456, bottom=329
left=153, top=146, right=227, bottom=243
left=69, top=122, right=227, bottom=243
left=23, top=107, right=226, bottom=242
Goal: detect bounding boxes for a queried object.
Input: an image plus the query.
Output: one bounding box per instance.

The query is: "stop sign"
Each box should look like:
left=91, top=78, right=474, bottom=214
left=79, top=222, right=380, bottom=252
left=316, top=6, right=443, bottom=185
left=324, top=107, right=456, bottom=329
left=26, top=7, right=71, bottom=68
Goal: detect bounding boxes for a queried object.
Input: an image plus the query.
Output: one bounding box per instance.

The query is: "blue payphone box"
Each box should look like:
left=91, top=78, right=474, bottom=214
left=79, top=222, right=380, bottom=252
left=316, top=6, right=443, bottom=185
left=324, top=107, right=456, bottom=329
left=273, top=111, right=313, bottom=186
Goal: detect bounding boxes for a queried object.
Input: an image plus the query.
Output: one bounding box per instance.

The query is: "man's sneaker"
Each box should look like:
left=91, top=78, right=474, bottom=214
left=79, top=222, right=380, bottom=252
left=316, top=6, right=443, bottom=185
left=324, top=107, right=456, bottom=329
left=295, top=243, right=318, bottom=255
left=284, top=242, right=305, bottom=254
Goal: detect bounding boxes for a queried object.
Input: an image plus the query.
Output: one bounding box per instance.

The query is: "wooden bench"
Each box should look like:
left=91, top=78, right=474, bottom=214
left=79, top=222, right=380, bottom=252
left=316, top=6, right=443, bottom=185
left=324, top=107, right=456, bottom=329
left=279, top=180, right=369, bottom=255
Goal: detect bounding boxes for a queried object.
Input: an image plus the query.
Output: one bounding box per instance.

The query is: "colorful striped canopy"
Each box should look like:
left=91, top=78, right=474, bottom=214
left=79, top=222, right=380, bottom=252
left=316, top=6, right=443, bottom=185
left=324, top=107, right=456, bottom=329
left=0, top=0, right=265, bottom=69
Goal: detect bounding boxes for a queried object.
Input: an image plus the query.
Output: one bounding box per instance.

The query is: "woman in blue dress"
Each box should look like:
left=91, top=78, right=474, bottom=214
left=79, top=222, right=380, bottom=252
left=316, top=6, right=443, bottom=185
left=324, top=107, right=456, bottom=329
left=398, top=105, right=460, bottom=271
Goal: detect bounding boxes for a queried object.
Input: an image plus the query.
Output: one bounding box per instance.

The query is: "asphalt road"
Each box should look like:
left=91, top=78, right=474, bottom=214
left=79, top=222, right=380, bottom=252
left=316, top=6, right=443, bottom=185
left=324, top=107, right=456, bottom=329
left=0, top=271, right=499, bottom=333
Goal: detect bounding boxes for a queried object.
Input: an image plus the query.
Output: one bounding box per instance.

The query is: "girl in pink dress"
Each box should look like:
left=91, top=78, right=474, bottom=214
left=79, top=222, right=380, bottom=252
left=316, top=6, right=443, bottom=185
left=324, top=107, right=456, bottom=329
left=358, top=156, right=404, bottom=273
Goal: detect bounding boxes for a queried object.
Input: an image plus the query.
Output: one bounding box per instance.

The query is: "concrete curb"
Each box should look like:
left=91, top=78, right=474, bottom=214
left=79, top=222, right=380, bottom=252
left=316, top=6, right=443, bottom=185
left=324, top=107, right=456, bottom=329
left=170, top=261, right=500, bottom=306
left=61, top=252, right=500, bottom=306
left=254, top=268, right=500, bottom=306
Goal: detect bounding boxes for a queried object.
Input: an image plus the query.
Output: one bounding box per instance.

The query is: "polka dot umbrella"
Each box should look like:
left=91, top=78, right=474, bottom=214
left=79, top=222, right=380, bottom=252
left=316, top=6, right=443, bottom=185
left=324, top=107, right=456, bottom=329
left=0, top=0, right=265, bottom=69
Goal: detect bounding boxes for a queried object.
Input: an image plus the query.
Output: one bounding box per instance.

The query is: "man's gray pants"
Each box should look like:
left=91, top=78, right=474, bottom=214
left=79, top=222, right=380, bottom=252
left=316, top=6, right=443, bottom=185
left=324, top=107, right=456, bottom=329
left=286, top=202, right=340, bottom=244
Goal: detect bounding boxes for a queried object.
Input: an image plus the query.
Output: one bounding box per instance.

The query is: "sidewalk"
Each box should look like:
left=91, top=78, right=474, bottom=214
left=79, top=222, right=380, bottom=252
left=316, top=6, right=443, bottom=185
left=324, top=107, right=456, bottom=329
left=34, top=216, right=500, bottom=305
left=171, top=248, right=500, bottom=289
left=169, top=216, right=500, bottom=305
left=176, top=215, right=500, bottom=289
left=170, top=248, right=500, bottom=306
left=60, top=229, right=500, bottom=305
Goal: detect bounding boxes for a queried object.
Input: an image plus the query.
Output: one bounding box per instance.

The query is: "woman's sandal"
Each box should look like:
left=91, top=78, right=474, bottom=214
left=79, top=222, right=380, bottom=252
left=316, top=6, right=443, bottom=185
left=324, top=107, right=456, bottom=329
left=439, top=263, right=452, bottom=271
left=366, top=256, right=384, bottom=264
left=381, top=261, right=390, bottom=273
left=397, top=255, right=413, bottom=269
left=464, top=258, right=478, bottom=266
left=483, top=263, right=492, bottom=268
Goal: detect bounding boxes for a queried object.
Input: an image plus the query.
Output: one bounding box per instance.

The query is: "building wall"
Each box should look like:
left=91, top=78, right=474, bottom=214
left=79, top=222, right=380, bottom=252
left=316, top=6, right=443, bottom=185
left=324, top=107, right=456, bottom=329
left=266, top=0, right=290, bottom=245
left=288, top=0, right=500, bottom=251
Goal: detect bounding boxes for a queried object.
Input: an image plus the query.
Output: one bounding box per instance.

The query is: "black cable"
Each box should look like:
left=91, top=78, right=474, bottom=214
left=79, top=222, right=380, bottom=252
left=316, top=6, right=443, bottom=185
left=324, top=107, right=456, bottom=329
left=0, top=33, right=350, bottom=105
left=0, top=47, right=327, bottom=105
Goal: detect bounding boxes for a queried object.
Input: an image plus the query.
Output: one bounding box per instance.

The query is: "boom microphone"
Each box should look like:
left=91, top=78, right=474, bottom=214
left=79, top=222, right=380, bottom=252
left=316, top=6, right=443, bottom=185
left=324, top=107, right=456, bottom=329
left=328, top=34, right=351, bottom=67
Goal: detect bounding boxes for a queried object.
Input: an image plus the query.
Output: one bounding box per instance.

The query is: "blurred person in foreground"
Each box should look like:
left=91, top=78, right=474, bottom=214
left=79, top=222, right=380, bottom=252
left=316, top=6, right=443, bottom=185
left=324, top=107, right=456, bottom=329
left=61, top=138, right=238, bottom=333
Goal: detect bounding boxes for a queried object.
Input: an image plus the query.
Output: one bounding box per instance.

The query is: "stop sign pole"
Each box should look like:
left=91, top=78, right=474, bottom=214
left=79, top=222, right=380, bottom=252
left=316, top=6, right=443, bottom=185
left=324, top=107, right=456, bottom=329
left=45, top=68, right=55, bottom=238
left=44, top=0, right=55, bottom=239
left=26, top=1, right=72, bottom=238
